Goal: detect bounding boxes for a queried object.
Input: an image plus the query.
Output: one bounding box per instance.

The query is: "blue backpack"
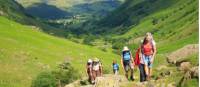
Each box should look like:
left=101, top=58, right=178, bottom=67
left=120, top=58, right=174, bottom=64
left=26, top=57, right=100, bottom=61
left=122, top=51, right=131, bottom=61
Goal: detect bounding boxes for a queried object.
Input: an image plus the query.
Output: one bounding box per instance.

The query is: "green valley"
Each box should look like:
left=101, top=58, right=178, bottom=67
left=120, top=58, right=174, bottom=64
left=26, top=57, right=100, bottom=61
left=0, top=0, right=199, bottom=87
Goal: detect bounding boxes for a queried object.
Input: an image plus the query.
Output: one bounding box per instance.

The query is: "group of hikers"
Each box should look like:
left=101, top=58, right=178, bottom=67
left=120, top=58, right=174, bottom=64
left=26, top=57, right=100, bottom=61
left=86, top=32, right=156, bottom=84
left=86, top=58, right=103, bottom=84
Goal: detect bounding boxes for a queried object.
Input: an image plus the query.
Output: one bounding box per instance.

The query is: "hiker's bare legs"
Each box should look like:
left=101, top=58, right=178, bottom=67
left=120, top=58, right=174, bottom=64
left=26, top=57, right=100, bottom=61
left=93, top=71, right=97, bottom=80
left=125, top=71, right=128, bottom=79
left=130, top=68, right=134, bottom=80
left=97, top=70, right=101, bottom=77
left=144, top=65, right=150, bottom=80
left=149, top=68, right=152, bottom=78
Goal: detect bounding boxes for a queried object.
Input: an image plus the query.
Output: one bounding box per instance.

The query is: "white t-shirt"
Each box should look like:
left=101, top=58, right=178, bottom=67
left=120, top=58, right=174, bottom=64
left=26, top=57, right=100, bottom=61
left=93, top=62, right=101, bottom=71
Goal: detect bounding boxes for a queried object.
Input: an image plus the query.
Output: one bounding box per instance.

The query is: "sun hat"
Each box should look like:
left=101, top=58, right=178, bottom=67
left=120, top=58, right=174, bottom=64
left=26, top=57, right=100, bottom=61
left=123, top=46, right=129, bottom=51
left=88, top=59, right=93, bottom=63
left=93, top=58, right=99, bottom=62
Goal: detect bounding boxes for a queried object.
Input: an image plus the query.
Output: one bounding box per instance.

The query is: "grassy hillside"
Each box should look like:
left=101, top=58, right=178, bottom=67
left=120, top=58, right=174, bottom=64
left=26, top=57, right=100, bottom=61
left=81, top=0, right=198, bottom=52
left=0, top=16, right=120, bottom=87
left=118, top=0, right=198, bottom=53
left=82, top=0, right=198, bottom=35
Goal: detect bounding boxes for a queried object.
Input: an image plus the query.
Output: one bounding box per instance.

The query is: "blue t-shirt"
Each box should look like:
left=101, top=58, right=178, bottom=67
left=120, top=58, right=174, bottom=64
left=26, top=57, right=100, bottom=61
left=113, top=63, right=119, bottom=70
left=123, top=51, right=131, bottom=60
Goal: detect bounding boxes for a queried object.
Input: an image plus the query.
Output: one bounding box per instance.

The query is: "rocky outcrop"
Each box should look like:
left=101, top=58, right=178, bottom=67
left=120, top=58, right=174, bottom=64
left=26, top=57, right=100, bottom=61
left=167, top=44, right=198, bottom=64
left=179, top=62, right=191, bottom=72
left=190, top=66, right=198, bottom=78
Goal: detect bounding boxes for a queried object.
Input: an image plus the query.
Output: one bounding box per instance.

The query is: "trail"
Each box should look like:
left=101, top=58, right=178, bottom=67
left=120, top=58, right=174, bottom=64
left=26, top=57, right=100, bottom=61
left=64, top=74, right=176, bottom=87
left=65, top=74, right=128, bottom=87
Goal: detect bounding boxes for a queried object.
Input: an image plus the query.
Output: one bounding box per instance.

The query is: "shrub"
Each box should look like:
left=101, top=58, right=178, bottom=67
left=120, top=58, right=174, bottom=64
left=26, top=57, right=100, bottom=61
left=83, top=35, right=96, bottom=45
left=53, top=62, right=80, bottom=86
left=152, top=18, right=159, bottom=25
left=31, top=71, right=57, bottom=87
left=32, top=62, right=80, bottom=87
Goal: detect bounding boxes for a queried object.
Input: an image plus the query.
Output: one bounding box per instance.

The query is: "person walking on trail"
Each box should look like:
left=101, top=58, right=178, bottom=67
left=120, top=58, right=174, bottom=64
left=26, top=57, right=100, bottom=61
left=92, top=58, right=103, bottom=82
left=141, top=32, right=157, bottom=80
left=134, top=40, right=146, bottom=82
left=121, top=46, right=134, bottom=81
left=112, top=60, right=119, bottom=75
left=86, top=59, right=94, bottom=84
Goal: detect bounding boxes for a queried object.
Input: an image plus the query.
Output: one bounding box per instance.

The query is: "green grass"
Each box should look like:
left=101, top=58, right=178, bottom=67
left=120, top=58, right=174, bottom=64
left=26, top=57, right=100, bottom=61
left=0, top=16, right=120, bottom=87
left=184, top=78, right=199, bottom=87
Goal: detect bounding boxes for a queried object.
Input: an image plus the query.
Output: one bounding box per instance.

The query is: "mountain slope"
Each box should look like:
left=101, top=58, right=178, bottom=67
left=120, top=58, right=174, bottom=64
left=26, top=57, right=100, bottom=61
left=81, top=0, right=198, bottom=52
left=82, top=0, right=198, bottom=35
left=0, top=16, right=119, bottom=87
left=16, top=0, right=124, bottom=19
left=118, top=0, right=199, bottom=53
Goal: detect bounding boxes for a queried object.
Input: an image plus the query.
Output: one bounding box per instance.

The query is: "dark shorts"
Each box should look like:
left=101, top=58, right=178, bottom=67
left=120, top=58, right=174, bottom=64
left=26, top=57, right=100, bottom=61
left=123, top=60, right=134, bottom=72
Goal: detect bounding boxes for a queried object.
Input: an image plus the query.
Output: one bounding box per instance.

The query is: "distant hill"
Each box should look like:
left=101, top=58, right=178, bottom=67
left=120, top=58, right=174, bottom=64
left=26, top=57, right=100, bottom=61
left=0, top=0, right=73, bottom=37
left=82, top=0, right=198, bottom=35
left=16, top=0, right=124, bottom=19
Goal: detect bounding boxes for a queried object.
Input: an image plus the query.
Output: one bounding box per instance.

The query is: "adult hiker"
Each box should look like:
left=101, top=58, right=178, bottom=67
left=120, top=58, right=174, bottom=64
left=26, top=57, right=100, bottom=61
left=112, top=60, right=119, bottom=75
left=92, top=58, right=103, bottom=82
left=86, top=59, right=94, bottom=84
left=141, top=32, right=157, bottom=80
left=121, top=46, right=134, bottom=81
left=134, top=40, right=146, bottom=82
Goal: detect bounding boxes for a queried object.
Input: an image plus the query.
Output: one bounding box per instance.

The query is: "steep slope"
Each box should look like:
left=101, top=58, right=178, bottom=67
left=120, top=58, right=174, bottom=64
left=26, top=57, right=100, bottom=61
left=82, top=0, right=198, bottom=52
left=0, top=16, right=119, bottom=87
left=119, top=0, right=199, bottom=53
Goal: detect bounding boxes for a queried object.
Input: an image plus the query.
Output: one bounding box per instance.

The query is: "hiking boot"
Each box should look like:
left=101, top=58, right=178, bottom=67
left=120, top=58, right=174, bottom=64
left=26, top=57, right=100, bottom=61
left=130, top=76, right=135, bottom=81
left=91, top=81, right=95, bottom=85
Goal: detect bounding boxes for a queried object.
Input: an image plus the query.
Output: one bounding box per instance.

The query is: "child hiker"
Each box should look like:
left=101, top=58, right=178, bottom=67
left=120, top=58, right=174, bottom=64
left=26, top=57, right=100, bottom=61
left=112, top=60, right=119, bottom=75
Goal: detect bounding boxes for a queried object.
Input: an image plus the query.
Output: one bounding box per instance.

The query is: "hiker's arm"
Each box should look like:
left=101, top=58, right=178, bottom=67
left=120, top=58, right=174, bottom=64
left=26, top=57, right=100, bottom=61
left=121, top=55, right=124, bottom=70
left=100, top=65, right=103, bottom=76
left=130, top=51, right=135, bottom=66
left=151, top=45, right=157, bottom=63
left=86, top=65, right=88, bottom=76
left=139, top=48, right=143, bottom=62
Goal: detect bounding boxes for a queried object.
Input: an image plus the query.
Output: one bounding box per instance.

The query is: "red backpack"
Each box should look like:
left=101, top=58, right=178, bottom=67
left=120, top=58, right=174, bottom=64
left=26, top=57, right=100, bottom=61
left=134, top=48, right=141, bottom=66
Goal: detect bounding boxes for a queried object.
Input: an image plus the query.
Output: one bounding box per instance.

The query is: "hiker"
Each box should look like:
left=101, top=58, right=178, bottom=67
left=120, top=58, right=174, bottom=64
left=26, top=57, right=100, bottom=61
left=134, top=40, right=146, bottom=82
left=141, top=32, right=157, bottom=80
left=92, top=58, right=103, bottom=81
left=121, top=46, right=134, bottom=81
left=86, top=59, right=94, bottom=84
left=112, top=60, right=119, bottom=75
